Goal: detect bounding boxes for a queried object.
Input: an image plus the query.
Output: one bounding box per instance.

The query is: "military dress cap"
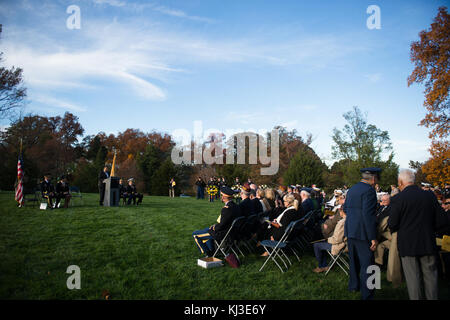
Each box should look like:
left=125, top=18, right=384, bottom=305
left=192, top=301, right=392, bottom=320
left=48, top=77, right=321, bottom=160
left=300, top=187, right=313, bottom=193
left=360, top=167, right=382, bottom=176
left=220, top=186, right=235, bottom=196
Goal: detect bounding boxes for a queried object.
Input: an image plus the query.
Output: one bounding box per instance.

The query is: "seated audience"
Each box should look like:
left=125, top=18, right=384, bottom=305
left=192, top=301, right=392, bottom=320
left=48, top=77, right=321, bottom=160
left=250, top=189, right=263, bottom=215
left=256, top=188, right=269, bottom=212
left=313, top=208, right=347, bottom=273
left=264, top=188, right=276, bottom=211
left=300, top=189, right=314, bottom=214
left=238, top=183, right=254, bottom=217
left=257, top=194, right=300, bottom=255
left=376, top=194, right=391, bottom=225
left=192, top=186, right=241, bottom=257
left=321, top=194, right=345, bottom=239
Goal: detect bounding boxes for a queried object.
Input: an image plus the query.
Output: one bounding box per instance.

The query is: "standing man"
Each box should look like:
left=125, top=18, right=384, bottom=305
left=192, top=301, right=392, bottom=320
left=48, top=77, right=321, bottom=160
left=98, top=166, right=109, bottom=206
left=169, top=178, right=176, bottom=198
left=388, top=169, right=444, bottom=300
left=195, top=177, right=206, bottom=200
left=344, top=167, right=380, bottom=300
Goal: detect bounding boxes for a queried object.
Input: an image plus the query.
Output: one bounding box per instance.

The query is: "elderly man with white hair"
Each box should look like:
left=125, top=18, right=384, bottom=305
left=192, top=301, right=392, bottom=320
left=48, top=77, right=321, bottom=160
left=300, top=189, right=314, bottom=214
left=388, top=168, right=445, bottom=300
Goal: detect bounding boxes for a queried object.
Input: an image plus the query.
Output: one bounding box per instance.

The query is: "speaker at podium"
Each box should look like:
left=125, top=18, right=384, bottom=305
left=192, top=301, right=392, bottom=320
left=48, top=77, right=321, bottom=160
left=104, top=176, right=120, bottom=207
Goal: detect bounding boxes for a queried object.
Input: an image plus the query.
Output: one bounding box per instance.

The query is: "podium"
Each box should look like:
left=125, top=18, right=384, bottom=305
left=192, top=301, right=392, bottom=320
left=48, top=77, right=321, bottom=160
left=104, top=177, right=120, bottom=207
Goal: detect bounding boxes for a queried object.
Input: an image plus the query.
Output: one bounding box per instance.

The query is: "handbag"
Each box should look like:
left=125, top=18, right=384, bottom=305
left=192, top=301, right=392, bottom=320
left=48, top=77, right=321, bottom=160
left=225, top=253, right=240, bottom=268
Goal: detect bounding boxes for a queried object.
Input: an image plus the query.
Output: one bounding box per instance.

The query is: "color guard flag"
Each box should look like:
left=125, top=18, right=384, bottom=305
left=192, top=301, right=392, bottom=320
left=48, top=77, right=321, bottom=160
left=15, top=154, right=24, bottom=207
left=111, top=150, right=116, bottom=177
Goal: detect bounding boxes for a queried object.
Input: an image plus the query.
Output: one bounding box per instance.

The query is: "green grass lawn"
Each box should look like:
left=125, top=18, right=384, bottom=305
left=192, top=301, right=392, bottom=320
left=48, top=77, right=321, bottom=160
left=0, top=191, right=448, bottom=300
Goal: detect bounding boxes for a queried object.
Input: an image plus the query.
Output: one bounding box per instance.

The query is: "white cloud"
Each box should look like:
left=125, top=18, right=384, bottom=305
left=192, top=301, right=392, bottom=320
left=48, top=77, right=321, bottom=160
left=365, top=73, right=382, bottom=83
left=92, top=0, right=126, bottom=7
left=33, top=94, right=87, bottom=112
left=151, top=5, right=216, bottom=23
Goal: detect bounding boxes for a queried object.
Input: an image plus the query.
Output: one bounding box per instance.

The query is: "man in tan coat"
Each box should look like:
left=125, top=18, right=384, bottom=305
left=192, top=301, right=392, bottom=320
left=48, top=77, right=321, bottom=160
left=313, top=209, right=347, bottom=273
left=375, top=214, right=402, bottom=287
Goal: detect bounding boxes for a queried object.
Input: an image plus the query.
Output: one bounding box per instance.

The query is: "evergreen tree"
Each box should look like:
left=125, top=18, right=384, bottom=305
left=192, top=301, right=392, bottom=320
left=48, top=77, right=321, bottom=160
left=283, top=146, right=326, bottom=187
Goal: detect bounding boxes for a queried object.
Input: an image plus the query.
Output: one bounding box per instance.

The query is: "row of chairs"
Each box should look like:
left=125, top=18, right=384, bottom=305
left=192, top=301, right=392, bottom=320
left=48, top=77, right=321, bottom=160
left=212, top=209, right=350, bottom=275
left=22, top=187, right=83, bottom=207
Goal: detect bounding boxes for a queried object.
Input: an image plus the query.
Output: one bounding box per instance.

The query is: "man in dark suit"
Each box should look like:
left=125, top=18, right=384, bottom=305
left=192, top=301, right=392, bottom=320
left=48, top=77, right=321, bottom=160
left=192, top=186, right=241, bottom=257
left=388, top=169, right=445, bottom=300
left=376, top=193, right=391, bottom=225
left=344, top=167, right=380, bottom=300
left=238, top=183, right=254, bottom=217
left=98, top=166, right=109, bottom=206
left=249, top=189, right=263, bottom=215
left=300, top=188, right=314, bottom=214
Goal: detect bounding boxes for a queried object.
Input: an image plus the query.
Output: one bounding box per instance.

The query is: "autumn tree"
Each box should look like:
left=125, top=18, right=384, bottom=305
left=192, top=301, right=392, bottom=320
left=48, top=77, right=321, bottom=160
left=408, top=6, right=450, bottom=140
left=421, top=140, right=450, bottom=187
left=408, top=7, right=450, bottom=187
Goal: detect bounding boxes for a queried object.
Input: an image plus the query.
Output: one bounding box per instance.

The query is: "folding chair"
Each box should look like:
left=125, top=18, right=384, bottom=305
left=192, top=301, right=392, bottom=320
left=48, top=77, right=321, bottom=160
left=325, top=244, right=349, bottom=276
left=69, top=186, right=83, bottom=206
left=236, top=214, right=260, bottom=254
left=23, top=188, right=40, bottom=207
left=259, top=219, right=302, bottom=273
left=213, top=216, right=246, bottom=260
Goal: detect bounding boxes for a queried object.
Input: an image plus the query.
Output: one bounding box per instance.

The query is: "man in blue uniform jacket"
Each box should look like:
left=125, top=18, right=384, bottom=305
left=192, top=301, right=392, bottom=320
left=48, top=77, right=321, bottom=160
left=343, top=167, right=379, bottom=300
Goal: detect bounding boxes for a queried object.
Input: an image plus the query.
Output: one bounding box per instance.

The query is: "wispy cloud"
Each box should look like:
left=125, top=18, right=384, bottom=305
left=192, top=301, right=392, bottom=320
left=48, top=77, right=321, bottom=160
left=92, top=0, right=126, bottom=7
left=151, top=5, right=216, bottom=23
left=33, top=94, right=87, bottom=112
left=365, top=73, right=382, bottom=83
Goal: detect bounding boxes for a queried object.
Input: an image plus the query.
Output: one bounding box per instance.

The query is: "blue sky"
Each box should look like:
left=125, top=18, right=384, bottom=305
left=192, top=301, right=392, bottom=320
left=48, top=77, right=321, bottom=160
left=0, top=0, right=446, bottom=168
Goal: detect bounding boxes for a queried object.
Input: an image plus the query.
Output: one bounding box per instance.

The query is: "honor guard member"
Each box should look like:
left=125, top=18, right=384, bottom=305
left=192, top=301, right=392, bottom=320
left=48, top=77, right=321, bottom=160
left=41, top=174, right=56, bottom=209
left=55, top=176, right=71, bottom=208
left=344, top=167, right=380, bottom=300
left=126, top=178, right=143, bottom=205
left=192, top=186, right=241, bottom=257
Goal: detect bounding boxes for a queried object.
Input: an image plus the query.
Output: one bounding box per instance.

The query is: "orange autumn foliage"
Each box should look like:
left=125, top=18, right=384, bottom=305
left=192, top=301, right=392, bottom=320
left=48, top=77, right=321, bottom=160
left=422, top=140, right=450, bottom=187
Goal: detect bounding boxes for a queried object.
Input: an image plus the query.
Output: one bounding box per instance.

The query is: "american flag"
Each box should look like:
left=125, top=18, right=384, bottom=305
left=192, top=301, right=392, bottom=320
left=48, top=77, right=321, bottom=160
left=15, top=154, right=24, bottom=206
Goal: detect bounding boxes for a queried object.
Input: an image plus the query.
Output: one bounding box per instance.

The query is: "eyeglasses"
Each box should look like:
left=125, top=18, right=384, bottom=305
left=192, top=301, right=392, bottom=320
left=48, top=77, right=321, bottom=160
left=445, top=202, right=450, bottom=205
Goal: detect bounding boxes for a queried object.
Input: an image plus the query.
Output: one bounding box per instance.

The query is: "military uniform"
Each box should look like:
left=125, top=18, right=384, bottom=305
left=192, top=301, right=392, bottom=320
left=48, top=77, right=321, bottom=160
left=126, top=182, right=143, bottom=205
left=192, top=187, right=241, bottom=256
left=41, top=178, right=55, bottom=209
left=343, top=168, right=380, bottom=300
left=55, top=179, right=71, bottom=208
